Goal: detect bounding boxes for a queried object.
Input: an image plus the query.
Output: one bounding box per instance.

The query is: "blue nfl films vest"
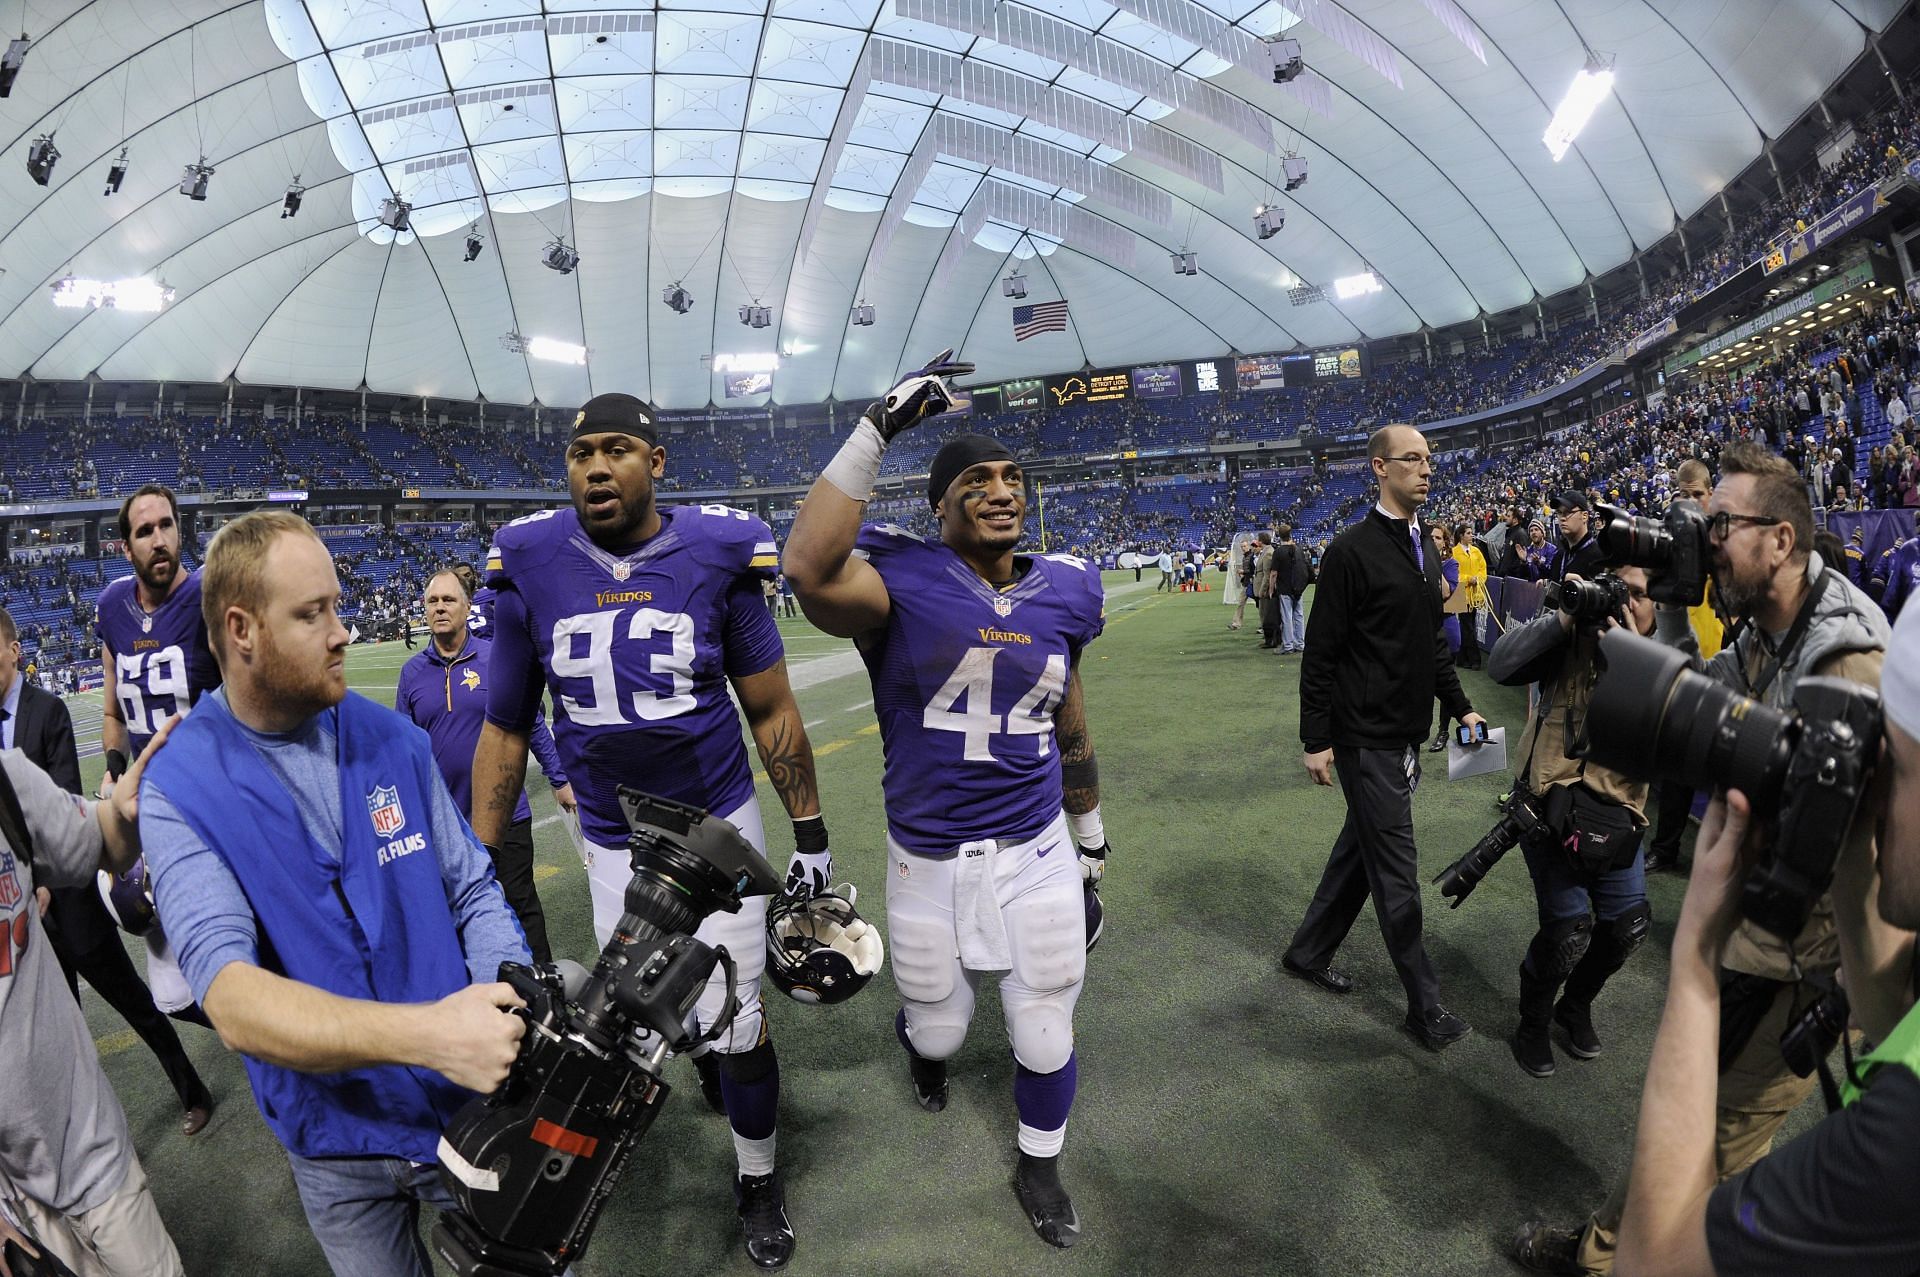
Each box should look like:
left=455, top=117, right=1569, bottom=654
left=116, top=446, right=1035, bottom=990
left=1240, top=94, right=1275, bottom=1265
left=144, top=692, right=477, bottom=1161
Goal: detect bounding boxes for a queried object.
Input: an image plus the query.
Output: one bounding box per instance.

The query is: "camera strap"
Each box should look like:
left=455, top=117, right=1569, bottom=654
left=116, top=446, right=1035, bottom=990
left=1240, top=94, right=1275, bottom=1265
left=1736, top=568, right=1837, bottom=701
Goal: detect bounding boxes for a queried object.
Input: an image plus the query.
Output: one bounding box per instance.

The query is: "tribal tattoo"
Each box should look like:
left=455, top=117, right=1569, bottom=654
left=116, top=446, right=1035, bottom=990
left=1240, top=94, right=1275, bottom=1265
left=1055, top=664, right=1099, bottom=815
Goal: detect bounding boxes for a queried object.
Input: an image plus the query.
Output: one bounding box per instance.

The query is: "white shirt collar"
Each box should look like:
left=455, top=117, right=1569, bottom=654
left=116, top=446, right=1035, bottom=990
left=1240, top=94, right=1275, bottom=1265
left=1376, top=501, right=1419, bottom=534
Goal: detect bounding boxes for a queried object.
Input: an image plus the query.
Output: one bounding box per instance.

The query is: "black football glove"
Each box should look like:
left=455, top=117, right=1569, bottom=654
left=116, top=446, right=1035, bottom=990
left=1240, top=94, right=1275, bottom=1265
left=865, top=348, right=975, bottom=440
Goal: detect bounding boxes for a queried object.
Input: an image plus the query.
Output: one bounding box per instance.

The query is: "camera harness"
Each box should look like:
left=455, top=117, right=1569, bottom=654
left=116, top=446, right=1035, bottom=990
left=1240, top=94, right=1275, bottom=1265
left=1722, top=566, right=1863, bottom=1110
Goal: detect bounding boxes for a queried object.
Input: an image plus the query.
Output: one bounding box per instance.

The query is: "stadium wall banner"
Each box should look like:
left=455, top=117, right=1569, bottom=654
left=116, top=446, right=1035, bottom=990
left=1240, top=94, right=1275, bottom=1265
left=1002, top=378, right=1044, bottom=411
left=1623, top=316, right=1678, bottom=357
left=1192, top=359, right=1222, bottom=393
left=1131, top=364, right=1181, bottom=398
left=1666, top=259, right=1876, bottom=374
left=1764, top=183, right=1891, bottom=274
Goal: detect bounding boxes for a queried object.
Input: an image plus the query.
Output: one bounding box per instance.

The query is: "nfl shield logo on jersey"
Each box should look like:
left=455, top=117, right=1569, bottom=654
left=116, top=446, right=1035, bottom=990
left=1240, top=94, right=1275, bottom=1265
left=0, top=850, right=20, bottom=909
left=367, top=785, right=406, bottom=838
left=612, top=561, right=631, bottom=581
left=993, top=595, right=1013, bottom=618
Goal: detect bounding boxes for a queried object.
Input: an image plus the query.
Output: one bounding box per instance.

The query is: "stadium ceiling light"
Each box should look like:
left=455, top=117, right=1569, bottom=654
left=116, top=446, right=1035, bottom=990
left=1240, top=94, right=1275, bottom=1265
left=501, top=332, right=587, bottom=364
left=1542, top=52, right=1615, bottom=162
left=179, top=157, right=213, bottom=200
left=1002, top=271, right=1029, bottom=299
left=1282, top=154, right=1308, bottom=191
left=1252, top=204, right=1283, bottom=239
left=1261, top=36, right=1303, bottom=84
left=26, top=133, right=57, bottom=184
left=50, top=275, right=175, bottom=311
left=662, top=282, right=694, bottom=313
left=379, top=195, right=412, bottom=231
left=541, top=238, right=579, bottom=274
left=851, top=301, right=875, bottom=326
left=104, top=147, right=129, bottom=196
left=281, top=178, right=303, bottom=219
left=1, top=34, right=29, bottom=97
left=1171, top=251, right=1198, bottom=276
left=1333, top=270, right=1383, bottom=299
left=739, top=303, right=772, bottom=329
left=463, top=225, right=484, bottom=261
left=712, top=353, right=779, bottom=373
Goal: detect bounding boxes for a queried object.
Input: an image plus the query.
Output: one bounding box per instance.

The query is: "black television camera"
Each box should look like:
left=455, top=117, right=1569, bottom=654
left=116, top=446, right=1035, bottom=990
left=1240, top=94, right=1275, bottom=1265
left=431, top=789, right=782, bottom=1277
left=1433, top=785, right=1549, bottom=909
left=1543, top=571, right=1633, bottom=630
left=1591, top=499, right=1712, bottom=607
left=1585, top=629, right=1881, bottom=940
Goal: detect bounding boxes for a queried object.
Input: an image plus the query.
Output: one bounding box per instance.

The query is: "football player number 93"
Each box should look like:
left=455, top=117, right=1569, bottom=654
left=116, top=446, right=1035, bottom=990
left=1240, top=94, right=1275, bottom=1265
left=923, top=648, right=1067, bottom=763
left=550, top=609, right=698, bottom=724
left=115, top=646, right=191, bottom=736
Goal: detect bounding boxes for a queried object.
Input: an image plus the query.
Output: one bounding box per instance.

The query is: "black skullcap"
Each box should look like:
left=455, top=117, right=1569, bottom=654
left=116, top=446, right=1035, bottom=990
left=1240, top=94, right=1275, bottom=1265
left=928, top=433, right=1016, bottom=508
left=571, top=392, right=659, bottom=446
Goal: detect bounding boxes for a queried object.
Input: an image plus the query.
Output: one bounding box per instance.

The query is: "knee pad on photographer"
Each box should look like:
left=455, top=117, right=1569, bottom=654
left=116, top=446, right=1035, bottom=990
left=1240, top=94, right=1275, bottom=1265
left=1593, top=900, right=1652, bottom=965
left=1526, top=915, right=1594, bottom=982
left=720, top=1037, right=777, bottom=1085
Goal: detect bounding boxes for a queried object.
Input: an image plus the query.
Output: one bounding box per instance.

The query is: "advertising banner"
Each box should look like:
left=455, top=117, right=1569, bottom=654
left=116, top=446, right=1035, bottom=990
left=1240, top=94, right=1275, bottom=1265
left=1131, top=364, right=1181, bottom=399
left=1003, top=378, right=1044, bottom=411
left=724, top=370, right=773, bottom=399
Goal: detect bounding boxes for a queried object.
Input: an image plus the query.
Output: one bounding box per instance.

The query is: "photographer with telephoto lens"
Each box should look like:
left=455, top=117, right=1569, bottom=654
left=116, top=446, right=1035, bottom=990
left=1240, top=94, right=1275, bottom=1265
left=1478, top=567, right=1658, bottom=1081
left=1612, top=592, right=1920, bottom=1276
left=1512, top=444, right=1890, bottom=1275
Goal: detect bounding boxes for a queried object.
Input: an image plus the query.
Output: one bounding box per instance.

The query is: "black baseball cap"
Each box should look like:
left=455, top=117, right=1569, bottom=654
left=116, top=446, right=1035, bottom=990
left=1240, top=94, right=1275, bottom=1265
left=571, top=392, right=659, bottom=445
left=1554, top=491, right=1591, bottom=513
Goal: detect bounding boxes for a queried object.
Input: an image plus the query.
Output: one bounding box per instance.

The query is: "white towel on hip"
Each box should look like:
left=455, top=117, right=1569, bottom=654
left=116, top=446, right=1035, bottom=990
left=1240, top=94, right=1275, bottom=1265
left=953, top=838, right=1013, bottom=971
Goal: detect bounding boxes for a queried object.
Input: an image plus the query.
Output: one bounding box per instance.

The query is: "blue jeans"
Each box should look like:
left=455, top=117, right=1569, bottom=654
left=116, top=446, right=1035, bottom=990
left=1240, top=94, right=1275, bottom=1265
left=286, top=1150, right=458, bottom=1277
left=1278, top=595, right=1305, bottom=650
left=1519, top=834, right=1648, bottom=928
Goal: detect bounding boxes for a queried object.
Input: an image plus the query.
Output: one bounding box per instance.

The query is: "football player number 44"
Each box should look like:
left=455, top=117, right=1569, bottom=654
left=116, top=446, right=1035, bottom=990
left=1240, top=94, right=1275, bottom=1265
left=923, top=648, right=1067, bottom=762
left=115, top=646, right=191, bottom=736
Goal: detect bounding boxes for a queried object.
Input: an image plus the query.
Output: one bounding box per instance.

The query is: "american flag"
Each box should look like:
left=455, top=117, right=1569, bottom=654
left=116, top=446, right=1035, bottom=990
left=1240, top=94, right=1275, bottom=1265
left=1012, top=300, right=1069, bottom=341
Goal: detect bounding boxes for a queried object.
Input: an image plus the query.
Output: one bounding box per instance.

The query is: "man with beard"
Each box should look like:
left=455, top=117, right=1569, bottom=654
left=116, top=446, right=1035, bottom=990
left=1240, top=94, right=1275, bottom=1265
left=784, top=351, right=1110, bottom=1250
left=38, top=483, right=217, bottom=1136
left=1512, top=443, right=1888, bottom=1275
left=137, top=511, right=530, bottom=1276
left=469, top=393, right=832, bottom=1271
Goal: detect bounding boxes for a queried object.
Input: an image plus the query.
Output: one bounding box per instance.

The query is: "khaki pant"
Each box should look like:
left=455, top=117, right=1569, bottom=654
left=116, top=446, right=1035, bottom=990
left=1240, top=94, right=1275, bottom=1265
left=10, top=1155, right=183, bottom=1277
left=1574, top=981, right=1817, bottom=1273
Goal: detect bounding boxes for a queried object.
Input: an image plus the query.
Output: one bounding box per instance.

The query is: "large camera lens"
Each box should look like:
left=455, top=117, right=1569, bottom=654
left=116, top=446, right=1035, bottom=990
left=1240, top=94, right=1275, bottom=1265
left=1586, top=629, right=1795, bottom=812
left=1592, top=505, right=1672, bottom=571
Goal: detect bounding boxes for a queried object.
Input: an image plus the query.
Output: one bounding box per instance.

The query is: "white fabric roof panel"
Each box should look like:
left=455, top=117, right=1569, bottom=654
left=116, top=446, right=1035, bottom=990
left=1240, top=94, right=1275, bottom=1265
left=0, top=0, right=1897, bottom=408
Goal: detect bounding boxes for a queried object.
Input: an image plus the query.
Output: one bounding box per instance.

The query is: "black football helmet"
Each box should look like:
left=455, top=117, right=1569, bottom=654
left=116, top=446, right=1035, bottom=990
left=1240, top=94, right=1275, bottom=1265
left=766, top=885, right=884, bottom=1005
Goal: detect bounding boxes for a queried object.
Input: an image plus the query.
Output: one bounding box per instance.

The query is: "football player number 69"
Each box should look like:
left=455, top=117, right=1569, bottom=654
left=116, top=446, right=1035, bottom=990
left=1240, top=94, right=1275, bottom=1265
left=549, top=609, right=698, bottom=724
left=922, top=648, right=1066, bottom=762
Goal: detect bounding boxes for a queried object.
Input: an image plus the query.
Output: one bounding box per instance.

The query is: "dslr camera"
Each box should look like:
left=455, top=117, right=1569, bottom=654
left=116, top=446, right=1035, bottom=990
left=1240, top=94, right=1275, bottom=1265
left=1433, top=785, right=1549, bottom=908
left=1543, top=572, right=1633, bottom=630
left=431, top=789, right=782, bottom=1277
left=1585, top=630, right=1881, bottom=940
left=1590, top=499, right=1712, bottom=607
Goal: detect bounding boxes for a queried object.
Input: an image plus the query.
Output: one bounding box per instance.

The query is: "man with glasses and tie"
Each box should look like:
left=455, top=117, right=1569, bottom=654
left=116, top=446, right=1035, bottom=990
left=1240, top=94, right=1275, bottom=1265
left=1282, top=424, right=1486, bottom=1051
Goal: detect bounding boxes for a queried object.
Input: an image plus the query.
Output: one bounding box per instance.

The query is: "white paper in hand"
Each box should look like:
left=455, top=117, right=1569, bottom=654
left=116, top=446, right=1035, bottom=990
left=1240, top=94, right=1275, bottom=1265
left=1447, top=726, right=1509, bottom=781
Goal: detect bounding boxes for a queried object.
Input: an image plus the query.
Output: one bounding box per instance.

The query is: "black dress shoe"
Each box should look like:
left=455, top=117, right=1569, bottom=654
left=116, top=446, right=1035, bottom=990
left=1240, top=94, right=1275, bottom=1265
left=1281, top=956, right=1353, bottom=994
left=1403, top=1006, right=1472, bottom=1052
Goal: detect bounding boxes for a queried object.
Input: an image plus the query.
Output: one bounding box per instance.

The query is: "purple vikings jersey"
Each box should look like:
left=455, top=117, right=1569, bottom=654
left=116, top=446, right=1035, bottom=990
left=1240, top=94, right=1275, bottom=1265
left=484, top=504, right=784, bottom=847
left=854, top=525, right=1104, bottom=856
left=95, top=568, right=222, bottom=753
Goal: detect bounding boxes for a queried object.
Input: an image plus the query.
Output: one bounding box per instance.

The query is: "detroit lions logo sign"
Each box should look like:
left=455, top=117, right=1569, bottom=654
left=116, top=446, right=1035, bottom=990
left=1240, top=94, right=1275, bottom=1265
left=367, top=785, right=406, bottom=838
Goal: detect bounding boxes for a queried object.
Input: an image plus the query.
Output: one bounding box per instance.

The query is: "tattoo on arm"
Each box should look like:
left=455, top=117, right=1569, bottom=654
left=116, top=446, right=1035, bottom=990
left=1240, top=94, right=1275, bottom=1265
left=1055, top=666, right=1099, bottom=815
left=755, top=713, right=821, bottom=820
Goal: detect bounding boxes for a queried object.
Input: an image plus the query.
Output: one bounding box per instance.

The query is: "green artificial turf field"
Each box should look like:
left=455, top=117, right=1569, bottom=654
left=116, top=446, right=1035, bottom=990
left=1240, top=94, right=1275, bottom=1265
left=68, top=572, right=1822, bottom=1276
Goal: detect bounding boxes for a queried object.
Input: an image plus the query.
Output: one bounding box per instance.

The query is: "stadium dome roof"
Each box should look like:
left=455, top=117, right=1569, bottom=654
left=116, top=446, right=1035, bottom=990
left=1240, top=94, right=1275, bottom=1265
left=0, top=0, right=1904, bottom=410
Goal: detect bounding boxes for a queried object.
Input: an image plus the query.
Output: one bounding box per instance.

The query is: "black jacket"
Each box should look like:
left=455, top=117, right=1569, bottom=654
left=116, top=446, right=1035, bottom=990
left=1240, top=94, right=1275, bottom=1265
left=8, top=680, right=116, bottom=954
left=9, top=679, right=80, bottom=794
left=1299, top=508, right=1473, bottom=752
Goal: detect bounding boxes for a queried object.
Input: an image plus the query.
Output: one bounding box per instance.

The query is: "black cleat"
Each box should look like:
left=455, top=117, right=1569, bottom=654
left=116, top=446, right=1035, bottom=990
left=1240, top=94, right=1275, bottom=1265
left=1510, top=1220, right=1585, bottom=1274
left=1013, top=1153, right=1082, bottom=1249
left=734, top=1172, right=796, bottom=1270
left=908, top=1052, right=948, bottom=1113
left=691, top=1050, right=728, bottom=1114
